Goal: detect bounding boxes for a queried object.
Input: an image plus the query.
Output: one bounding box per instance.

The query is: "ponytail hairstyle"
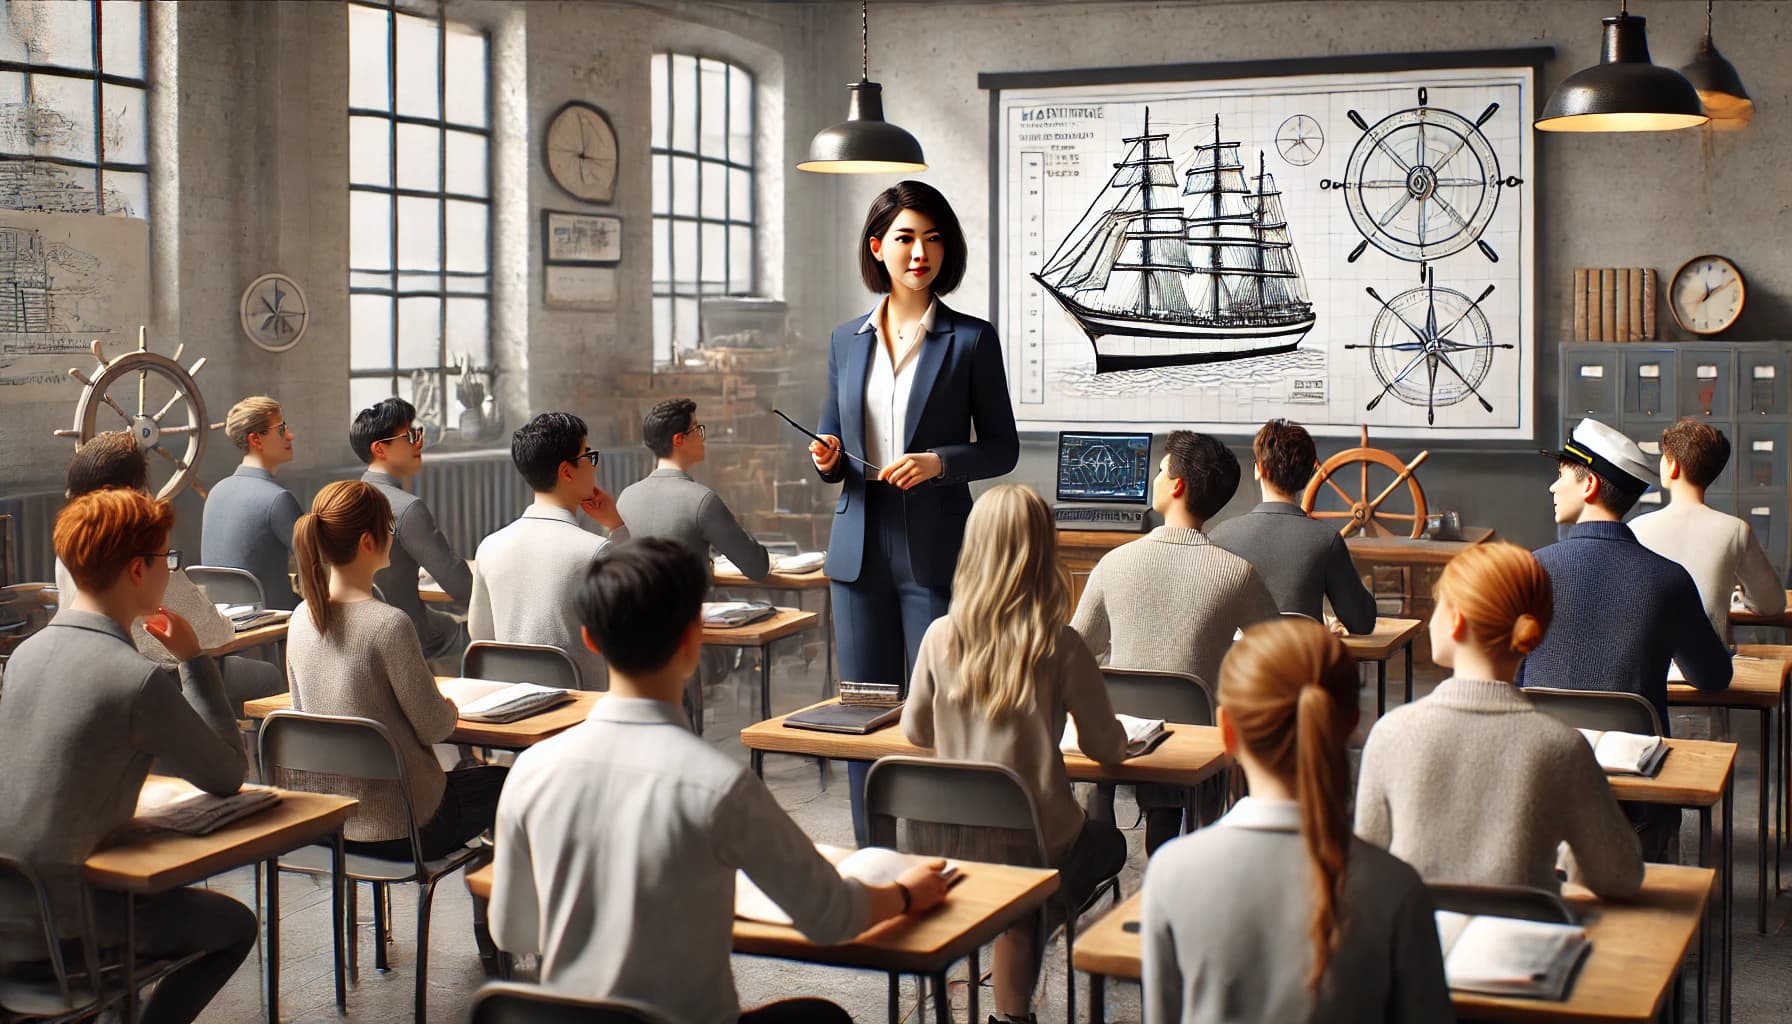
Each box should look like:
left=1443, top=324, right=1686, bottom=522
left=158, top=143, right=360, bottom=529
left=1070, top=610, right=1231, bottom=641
left=293, top=480, right=393, bottom=634
left=1217, top=616, right=1360, bottom=990
left=1434, top=542, right=1553, bottom=658
left=946, top=484, right=1071, bottom=718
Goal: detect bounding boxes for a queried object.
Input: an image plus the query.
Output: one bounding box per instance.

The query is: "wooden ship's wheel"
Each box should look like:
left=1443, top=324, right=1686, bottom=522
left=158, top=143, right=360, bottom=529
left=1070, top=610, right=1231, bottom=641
left=51, top=329, right=222, bottom=500
left=1301, top=425, right=1431, bottom=539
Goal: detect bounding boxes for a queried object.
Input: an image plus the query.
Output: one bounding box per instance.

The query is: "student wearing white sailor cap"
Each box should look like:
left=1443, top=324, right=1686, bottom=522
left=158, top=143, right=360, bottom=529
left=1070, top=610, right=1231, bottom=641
left=1518, top=417, right=1731, bottom=860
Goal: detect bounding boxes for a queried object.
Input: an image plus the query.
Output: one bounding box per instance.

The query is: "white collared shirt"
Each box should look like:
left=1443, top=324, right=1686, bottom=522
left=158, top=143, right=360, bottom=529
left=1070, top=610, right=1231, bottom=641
left=1214, top=795, right=1301, bottom=832
left=861, top=296, right=939, bottom=469
left=469, top=500, right=616, bottom=689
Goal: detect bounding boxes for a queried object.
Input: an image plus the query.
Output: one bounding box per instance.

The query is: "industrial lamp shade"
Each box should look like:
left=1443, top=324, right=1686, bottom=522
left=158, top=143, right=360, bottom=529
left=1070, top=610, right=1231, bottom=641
left=798, top=81, right=927, bottom=174
left=1536, top=12, right=1709, bottom=132
left=1681, top=34, right=1754, bottom=128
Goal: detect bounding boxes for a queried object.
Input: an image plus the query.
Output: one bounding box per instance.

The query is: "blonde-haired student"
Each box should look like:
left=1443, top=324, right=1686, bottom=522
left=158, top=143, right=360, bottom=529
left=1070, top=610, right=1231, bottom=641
left=1355, top=542, right=1642, bottom=896
left=1143, top=618, right=1451, bottom=1023
left=902, top=484, right=1127, bottom=1024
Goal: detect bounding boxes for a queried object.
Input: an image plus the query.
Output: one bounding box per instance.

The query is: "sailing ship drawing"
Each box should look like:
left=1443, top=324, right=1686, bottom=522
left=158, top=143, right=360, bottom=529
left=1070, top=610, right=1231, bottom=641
left=1032, top=111, right=1317, bottom=373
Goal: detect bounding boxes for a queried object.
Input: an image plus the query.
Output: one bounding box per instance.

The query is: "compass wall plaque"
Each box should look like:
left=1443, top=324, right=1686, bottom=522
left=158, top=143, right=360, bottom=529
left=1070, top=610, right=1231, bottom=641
left=545, top=100, right=618, bottom=204
left=239, top=273, right=310, bottom=353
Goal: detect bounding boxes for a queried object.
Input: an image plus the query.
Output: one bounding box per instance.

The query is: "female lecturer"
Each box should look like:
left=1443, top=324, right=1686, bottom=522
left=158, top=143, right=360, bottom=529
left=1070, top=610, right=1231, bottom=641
left=812, top=180, right=1020, bottom=845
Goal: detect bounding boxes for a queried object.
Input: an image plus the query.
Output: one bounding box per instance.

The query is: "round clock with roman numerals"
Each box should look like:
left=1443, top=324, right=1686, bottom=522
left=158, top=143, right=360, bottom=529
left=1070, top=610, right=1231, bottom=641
left=1668, top=254, right=1746, bottom=336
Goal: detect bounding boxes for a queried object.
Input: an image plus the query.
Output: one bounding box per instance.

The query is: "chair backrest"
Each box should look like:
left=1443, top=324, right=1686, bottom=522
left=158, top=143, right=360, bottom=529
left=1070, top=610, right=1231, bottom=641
left=0, top=855, right=101, bottom=1010
left=1524, top=686, right=1664, bottom=736
left=471, top=983, right=671, bottom=1024
left=1279, top=611, right=1320, bottom=622
left=1428, top=882, right=1577, bottom=924
left=863, top=756, right=1051, bottom=867
left=463, top=641, right=584, bottom=691
left=186, top=566, right=266, bottom=610
left=257, top=710, right=427, bottom=865
left=1100, top=668, right=1214, bottom=727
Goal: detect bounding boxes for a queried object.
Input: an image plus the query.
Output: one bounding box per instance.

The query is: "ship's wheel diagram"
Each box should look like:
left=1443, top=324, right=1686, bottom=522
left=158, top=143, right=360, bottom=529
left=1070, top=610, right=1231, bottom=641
left=1323, top=87, right=1522, bottom=267
left=51, top=329, right=222, bottom=500
left=1343, top=272, right=1514, bottom=425
left=1275, top=114, right=1324, bottom=166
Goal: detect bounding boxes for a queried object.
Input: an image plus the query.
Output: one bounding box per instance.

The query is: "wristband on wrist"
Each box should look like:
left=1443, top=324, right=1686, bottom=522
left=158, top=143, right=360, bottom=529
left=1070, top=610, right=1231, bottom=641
left=896, top=881, right=912, bottom=913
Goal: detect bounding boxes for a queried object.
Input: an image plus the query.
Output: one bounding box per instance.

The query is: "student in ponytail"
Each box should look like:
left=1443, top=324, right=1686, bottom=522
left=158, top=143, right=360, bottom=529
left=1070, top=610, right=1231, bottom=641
left=1141, top=617, right=1450, bottom=1022
left=1356, top=542, right=1644, bottom=898
left=292, top=481, right=394, bottom=634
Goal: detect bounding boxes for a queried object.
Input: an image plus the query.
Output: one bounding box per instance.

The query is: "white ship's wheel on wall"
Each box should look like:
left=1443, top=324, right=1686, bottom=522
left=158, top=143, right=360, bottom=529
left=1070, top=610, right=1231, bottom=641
left=52, top=329, right=222, bottom=500
left=1344, top=275, right=1513, bottom=426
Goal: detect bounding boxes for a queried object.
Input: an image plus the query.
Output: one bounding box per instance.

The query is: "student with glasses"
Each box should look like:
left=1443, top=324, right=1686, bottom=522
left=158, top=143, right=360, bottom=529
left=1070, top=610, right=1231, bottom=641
left=351, top=398, right=472, bottom=671
left=471, top=412, right=627, bottom=690
left=201, top=395, right=304, bottom=608
left=617, top=396, right=772, bottom=581
left=0, top=488, right=254, bottom=1024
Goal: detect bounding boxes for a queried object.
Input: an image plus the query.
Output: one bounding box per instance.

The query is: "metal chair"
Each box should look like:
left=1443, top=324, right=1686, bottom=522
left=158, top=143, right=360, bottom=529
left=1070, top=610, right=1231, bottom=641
left=257, top=710, right=486, bottom=1023
left=470, top=982, right=673, bottom=1024
left=0, top=855, right=199, bottom=1023
left=185, top=566, right=267, bottom=610
left=462, top=641, right=585, bottom=691
left=865, top=755, right=1120, bottom=1024
left=1428, top=882, right=1577, bottom=924
left=0, top=584, right=59, bottom=668
left=1523, top=687, right=1664, bottom=736
left=1099, top=668, right=1214, bottom=727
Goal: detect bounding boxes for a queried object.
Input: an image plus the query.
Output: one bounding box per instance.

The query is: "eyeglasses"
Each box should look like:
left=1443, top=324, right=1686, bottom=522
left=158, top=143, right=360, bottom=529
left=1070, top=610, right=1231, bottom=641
left=681, top=423, right=707, bottom=440
left=262, top=421, right=291, bottom=437
left=571, top=449, right=602, bottom=469
left=141, top=550, right=182, bottom=571
left=377, top=427, right=424, bottom=446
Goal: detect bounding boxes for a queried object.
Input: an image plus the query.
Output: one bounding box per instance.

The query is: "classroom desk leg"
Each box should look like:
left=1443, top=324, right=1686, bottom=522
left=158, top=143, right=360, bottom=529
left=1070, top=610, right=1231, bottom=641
left=1759, top=708, right=1770, bottom=935
left=760, top=640, right=774, bottom=724
left=751, top=749, right=765, bottom=780
left=1699, top=806, right=1712, bottom=1024
left=123, top=894, right=139, bottom=1024
left=822, top=590, right=836, bottom=699
left=264, top=855, right=281, bottom=1023
left=886, top=972, right=898, bottom=1024
left=1089, top=973, right=1106, bottom=1024
left=966, top=947, right=978, bottom=1024
left=1375, top=660, right=1386, bottom=718
left=1403, top=645, right=1414, bottom=705
left=331, top=832, right=346, bottom=1012
left=1723, top=789, right=1733, bottom=1024
left=930, top=971, right=950, bottom=1023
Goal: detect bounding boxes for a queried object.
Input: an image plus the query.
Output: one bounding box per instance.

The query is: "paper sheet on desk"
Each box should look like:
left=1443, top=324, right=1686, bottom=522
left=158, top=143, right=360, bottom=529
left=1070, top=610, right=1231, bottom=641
left=735, top=844, right=958, bottom=925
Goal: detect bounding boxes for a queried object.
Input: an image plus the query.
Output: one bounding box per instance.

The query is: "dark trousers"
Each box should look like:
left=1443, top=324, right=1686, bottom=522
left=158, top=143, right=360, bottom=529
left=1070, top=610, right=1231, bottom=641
left=832, top=483, right=952, bottom=848
left=345, top=765, right=508, bottom=861
left=741, top=997, right=855, bottom=1023
left=103, top=886, right=257, bottom=1024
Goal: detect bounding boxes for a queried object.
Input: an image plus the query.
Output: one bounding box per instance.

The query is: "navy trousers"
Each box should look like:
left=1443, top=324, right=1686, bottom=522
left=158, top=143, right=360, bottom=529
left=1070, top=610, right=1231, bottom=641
left=831, top=483, right=952, bottom=847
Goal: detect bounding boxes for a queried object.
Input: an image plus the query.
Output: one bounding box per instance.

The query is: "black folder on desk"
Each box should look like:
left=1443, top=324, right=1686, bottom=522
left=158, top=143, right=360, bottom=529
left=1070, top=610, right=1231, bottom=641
left=784, top=703, right=902, bottom=735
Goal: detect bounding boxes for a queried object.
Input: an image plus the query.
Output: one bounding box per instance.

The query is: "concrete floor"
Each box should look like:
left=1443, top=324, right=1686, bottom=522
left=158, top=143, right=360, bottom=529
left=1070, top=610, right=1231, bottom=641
left=189, top=635, right=1792, bottom=1023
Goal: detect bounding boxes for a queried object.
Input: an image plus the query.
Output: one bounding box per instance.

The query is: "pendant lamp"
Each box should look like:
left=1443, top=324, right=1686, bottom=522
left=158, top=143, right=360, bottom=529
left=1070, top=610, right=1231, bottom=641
left=1680, top=0, right=1753, bottom=129
left=1536, top=0, right=1708, bottom=133
left=797, top=0, right=927, bottom=173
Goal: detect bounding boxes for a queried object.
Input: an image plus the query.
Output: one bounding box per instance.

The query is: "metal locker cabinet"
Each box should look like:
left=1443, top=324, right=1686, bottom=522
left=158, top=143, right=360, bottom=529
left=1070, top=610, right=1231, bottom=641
left=1622, top=347, right=1676, bottom=423
left=1562, top=346, right=1621, bottom=421
left=1734, top=421, right=1788, bottom=500
left=1735, top=348, right=1790, bottom=420
left=1676, top=349, right=1733, bottom=420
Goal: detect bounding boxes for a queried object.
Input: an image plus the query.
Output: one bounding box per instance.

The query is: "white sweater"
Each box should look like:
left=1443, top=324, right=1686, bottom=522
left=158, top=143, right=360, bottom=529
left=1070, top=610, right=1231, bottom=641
left=1630, top=499, right=1784, bottom=640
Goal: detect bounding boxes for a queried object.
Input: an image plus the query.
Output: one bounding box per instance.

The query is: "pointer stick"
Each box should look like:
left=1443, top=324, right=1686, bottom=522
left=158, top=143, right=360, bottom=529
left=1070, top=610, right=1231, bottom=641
left=771, top=408, right=883, bottom=473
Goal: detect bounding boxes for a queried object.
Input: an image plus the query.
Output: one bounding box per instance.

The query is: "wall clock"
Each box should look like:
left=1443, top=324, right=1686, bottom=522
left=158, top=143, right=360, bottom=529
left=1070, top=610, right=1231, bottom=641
left=545, top=100, right=618, bottom=204
left=239, top=273, right=309, bottom=353
left=1668, top=254, right=1746, bottom=336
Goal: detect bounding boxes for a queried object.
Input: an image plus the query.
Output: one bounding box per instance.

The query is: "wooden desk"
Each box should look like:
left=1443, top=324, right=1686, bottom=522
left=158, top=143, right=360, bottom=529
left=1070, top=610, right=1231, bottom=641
left=700, top=608, right=821, bottom=728
left=242, top=678, right=601, bottom=749
left=1073, top=864, right=1712, bottom=1024
left=1340, top=617, right=1423, bottom=716
left=1727, top=590, right=1792, bottom=629
left=467, top=859, right=1059, bottom=1024
left=714, top=566, right=835, bottom=698
left=86, top=782, right=358, bottom=1022
left=741, top=700, right=1229, bottom=791
left=1344, top=526, right=1496, bottom=566
left=1056, top=530, right=1146, bottom=608
left=205, top=621, right=288, bottom=658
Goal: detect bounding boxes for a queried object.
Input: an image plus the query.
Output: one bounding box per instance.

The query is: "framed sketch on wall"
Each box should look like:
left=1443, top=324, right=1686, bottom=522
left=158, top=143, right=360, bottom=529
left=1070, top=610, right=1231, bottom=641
left=981, top=48, right=1547, bottom=441
left=543, top=210, right=623, bottom=265
left=544, top=265, right=618, bottom=310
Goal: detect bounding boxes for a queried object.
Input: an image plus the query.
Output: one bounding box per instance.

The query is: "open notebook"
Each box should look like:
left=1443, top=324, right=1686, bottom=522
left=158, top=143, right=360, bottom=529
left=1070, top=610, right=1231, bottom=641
left=1060, top=714, right=1169, bottom=758
left=1576, top=728, right=1668, bottom=776
left=439, top=678, right=574, bottom=724
left=134, top=778, right=281, bottom=836
left=1435, top=910, right=1590, bottom=1001
left=735, top=844, right=960, bottom=926
left=217, top=604, right=291, bottom=632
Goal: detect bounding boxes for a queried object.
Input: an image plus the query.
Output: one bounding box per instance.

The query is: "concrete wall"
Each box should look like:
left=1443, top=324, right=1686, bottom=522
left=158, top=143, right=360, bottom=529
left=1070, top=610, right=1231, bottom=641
left=797, top=0, right=1792, bottom=550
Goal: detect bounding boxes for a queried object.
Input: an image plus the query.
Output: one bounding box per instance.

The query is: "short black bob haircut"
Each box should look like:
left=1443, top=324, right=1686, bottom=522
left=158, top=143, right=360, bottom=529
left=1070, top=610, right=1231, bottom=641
left=858, top=180, right=967, bottom=296
left=511, top=411, right=590, bottom=492
left=1165, top=430, right=1241, bottom=522
left=575, top=537, right=709, bottom=676
left=642, top=398, right=697, bottom=458
left=350, top=397, right=417, bottom=465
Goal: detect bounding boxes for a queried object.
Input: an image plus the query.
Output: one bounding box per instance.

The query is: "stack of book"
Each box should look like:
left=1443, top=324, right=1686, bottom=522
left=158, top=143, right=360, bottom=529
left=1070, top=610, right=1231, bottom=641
left=1577, top=728, right=1668, bottom=777
left=134, top=779, right=281, bottom=836
left=1572, top=267, right=1657, bottom=342
left=838, top=681, right=902, bottom=707
left=701, top=601, right=777, bottom=627
left=218, top=604, right=291, bottom=632
left=439, top=678, right=574, bottom=723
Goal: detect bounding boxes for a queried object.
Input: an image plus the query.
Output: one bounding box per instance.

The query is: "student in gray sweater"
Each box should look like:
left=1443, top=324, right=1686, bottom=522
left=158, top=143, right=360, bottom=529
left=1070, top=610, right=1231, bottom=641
left=1355, top=543, right=1643, bottom=897
left=351, top=398, right=472, bottom=667
left=617, top=397, right=771, bottom=580
left=1208, top=419, right=1378, bottom=633
left=1142, top=618, right=1450, bottom=1024
left=471, top=412, right=627, bottom=690
left=0, top=489, right=253, bottom=1024
left=200, top=395, right=303, bottom=609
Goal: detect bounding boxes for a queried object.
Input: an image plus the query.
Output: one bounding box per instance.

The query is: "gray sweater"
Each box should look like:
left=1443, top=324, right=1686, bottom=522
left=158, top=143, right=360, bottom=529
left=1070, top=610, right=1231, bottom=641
left=286, top=598, right=457, bottom=841
left=1208, top=501, right=1378, bottom=634
left=1070, top=526, right=1279, bottom=688
left=201, top=464, right=303, bottom=609
left=1355, top=677, right=1644, bottom=897
left=1142, top=798, right=1453, bottom=1024
left=616, top=467, right=770, bottom=580
left=0, top=611, right=245, bottom=951
left=362, top=469, right=472, bottom=660
left=470, top=502, right=618, bottom=690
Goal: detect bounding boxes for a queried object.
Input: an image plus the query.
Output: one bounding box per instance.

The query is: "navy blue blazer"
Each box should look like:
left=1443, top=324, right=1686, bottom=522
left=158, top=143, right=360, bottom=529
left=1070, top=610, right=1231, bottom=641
left=816, top=301, right=1019, bottom=588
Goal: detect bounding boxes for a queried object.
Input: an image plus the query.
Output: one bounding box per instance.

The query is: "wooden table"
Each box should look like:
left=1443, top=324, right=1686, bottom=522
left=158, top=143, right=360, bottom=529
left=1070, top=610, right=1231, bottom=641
left=1340, top=617, right=1424, bottom=716
left=1727, top=590, right=1792, bottom=630
left=86, top=783, right=359, bottom=1023
left=700, top=608, right=821, bottom=727
left=205, top=621, right=289, bottom=658
left=1344, top=526, right=1496, bottom=566
left=1072, top=863, right=1713, bottom=1024
left=714, top=565, right=834, bottom=697
left=741, top=699, right=1229, bottom=791
left=467, top=858, right=1058, bottom=1024
left=243, top=677, right=602, bottom=749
